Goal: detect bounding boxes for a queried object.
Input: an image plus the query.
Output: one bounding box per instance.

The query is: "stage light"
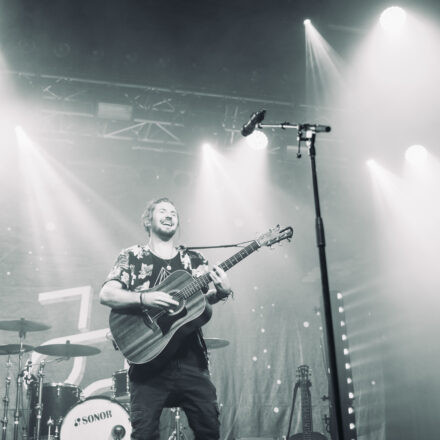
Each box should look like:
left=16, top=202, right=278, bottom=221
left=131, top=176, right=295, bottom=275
left=405, top=144, right=427, bottom=165
left=380, top=6, right=407, bottom=34
left=244, top=130, right=268, bottom=150
left=304, top=18, right=311, bottom=26
left=202, top=142, right=213, bottom=153
left=366, top=159, right=376, bottom=167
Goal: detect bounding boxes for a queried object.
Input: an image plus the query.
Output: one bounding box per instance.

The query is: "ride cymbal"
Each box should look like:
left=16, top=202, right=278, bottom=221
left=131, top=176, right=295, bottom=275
left=0, top=319, right=51, bottom=333
left=0, top=344, right=35, bottom=355
left=35, top=341, right=100, bottom=358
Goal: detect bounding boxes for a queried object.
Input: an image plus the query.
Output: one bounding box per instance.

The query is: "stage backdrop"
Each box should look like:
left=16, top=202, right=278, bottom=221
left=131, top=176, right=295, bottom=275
left=0, top=133, right=383, bottom=439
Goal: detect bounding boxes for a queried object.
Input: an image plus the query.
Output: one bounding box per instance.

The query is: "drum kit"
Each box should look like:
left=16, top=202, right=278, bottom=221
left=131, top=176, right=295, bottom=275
left=0, top=319, right=229, bottom=440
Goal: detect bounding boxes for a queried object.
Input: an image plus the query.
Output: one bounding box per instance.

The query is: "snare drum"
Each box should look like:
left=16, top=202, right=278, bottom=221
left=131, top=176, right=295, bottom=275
left=60, top=396, right=132, bottom=439
left=112, top=369, right=129, bottom=401
left=28, top=382, right=81, bottom=439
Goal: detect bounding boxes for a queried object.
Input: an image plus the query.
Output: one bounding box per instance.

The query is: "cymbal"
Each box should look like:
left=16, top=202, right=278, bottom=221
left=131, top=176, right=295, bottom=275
left=0, top=344, right=35, bottom=355
left=35, top=342, right=100, bottom=358
left=204, top=338, right=230, bottom=349
left=0, top=319, right=51, bottom=333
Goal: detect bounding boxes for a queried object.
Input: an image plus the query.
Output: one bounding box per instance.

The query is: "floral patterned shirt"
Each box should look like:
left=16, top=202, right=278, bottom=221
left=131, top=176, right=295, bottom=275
left=104, top=244, right=210, bottom=379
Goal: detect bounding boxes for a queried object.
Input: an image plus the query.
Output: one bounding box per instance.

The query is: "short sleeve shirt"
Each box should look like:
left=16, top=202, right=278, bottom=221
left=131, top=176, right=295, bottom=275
left=104, top=244, right=210, bottom=380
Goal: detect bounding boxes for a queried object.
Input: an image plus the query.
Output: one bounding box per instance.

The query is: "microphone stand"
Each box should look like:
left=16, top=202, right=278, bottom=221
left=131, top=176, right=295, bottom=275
left=256, top=121, right=345, bottom=440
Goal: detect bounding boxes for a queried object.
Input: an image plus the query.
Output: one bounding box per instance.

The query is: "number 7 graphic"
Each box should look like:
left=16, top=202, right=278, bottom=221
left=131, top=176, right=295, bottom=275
left=31, top=286, right=109, bottom=385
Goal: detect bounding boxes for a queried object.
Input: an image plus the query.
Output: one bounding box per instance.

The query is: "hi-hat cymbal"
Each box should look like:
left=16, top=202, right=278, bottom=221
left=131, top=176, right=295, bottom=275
left=0, top=344, right=35, bottom=355
left=204, top=338, right=230, bottom=349
left=0, top=319, right=51, bottom=333
left=35, top=341, right=100, bottom=358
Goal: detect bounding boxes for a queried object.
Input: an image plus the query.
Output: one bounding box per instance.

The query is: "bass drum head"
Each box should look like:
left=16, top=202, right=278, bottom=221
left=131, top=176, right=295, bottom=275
left=60, top=396, right=131, bottom=440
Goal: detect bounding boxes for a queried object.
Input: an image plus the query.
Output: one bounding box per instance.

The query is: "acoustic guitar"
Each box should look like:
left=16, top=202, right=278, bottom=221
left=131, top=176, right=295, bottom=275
left=288, top=365, right=328, bottom=440
left=109, top=225, right=293, bottom=368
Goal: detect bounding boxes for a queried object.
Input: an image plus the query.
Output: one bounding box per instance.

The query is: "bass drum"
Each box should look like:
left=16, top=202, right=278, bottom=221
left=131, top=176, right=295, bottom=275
left=60, top=396, right=131, bottom=440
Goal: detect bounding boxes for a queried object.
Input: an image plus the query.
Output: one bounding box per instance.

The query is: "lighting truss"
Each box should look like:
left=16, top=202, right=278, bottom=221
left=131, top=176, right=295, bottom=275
left=4, top=70, right=295, bottom=150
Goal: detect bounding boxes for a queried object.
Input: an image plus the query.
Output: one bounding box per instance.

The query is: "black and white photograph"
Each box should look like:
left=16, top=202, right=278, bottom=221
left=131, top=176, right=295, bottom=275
left=0, top=1, right=439, bottom=439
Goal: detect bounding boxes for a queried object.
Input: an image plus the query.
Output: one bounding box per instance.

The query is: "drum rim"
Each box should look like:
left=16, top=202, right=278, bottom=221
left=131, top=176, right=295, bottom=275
left=67, top=395, right=130, bottom=408
left=41, top=382, right=82, bottom=390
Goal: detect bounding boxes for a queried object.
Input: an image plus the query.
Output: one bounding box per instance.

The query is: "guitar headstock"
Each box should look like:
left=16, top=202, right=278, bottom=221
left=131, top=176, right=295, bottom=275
left=296, top=364, right=311, bottom=385
left=256, top=225, right=293, bottom=248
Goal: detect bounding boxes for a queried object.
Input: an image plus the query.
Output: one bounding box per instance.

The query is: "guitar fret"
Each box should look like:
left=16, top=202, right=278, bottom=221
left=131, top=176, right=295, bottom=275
left=177, top=241, right=262, bottom=301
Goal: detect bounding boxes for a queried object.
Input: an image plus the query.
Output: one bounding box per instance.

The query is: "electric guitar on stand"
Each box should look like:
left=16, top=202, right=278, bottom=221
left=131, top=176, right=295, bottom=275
left=288, top=365, right=327, bottom=440
left=109, top=225, right=293, bottom=369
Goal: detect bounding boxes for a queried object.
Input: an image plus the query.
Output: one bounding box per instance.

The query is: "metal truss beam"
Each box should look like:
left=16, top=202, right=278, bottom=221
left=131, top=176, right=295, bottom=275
left=3, top=70, right=301, bottom=149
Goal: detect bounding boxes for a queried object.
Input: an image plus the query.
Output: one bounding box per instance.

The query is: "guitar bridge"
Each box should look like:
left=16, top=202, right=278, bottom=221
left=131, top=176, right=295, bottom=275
left=142, top=311, right=160, bottom=331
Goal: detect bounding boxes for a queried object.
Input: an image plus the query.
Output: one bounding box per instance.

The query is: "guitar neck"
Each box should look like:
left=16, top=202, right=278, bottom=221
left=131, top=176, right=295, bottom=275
left=301, top=383, right=313, bottom=437
left=180, top=240, right=261, bottom=299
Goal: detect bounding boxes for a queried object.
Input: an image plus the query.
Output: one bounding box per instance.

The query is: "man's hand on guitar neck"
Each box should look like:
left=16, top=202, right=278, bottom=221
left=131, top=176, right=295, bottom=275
left=197, top=265, right=233, bottom=304
left=210, top=265, right=232, bottom=297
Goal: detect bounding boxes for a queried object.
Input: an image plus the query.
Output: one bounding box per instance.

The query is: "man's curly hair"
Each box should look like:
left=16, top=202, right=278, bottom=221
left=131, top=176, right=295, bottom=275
left=141, top=197, right=179, bottom=236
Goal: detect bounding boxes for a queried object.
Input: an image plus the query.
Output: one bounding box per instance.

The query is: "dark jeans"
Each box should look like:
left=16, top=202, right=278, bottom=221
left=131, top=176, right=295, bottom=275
left=129, top=361, right=220, bottom=440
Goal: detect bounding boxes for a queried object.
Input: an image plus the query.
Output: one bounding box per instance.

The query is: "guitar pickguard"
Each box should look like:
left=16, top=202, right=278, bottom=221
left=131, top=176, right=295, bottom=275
left=156, top=307, right=188, bottom=335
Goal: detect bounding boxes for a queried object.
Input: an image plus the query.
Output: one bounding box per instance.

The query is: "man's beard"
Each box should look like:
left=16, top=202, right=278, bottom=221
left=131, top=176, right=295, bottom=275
left=151, top=223, right=177, bottom=241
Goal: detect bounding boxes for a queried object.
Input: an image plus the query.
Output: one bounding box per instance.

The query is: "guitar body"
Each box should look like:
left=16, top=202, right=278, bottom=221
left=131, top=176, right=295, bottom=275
left=109, top=270, right=212, bottom=365
left=108, top=226, right=293, bottom=369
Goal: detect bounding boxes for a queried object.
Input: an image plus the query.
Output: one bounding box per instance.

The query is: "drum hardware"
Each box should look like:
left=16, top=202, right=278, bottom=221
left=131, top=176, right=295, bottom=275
left=111, top=424, right=126, bottom=439
left=0, top=318, right=51, bottom=440
left=168, top=407, right=187, bottom=440
left=112, top=370, right=129, bottom=403
left=27, top=342, right=98, bottom=440
left=1, top=353, right=12, bottom=440
left=27, top=381, right=82, bottom=440
left=34, top=360, right=46, bottom=440
left=46, top=417, right=54, bottom=440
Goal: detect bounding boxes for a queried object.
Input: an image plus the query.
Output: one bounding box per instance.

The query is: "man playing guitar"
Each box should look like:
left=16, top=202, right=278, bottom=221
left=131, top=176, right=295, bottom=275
left=100, top=197, right=233, bottom=440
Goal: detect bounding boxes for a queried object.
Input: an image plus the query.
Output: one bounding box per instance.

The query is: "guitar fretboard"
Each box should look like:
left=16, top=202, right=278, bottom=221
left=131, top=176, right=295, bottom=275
left=178, top=240, right=261, bottom=300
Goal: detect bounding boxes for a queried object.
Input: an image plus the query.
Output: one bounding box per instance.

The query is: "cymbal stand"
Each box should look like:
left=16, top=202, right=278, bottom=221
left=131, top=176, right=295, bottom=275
left=168, top=407, right=187, bottom=440
left=34, top=360, right=46, bottom=440
left=1, top=355, right=12, bottom=440
left=13, top=332, right=26, bottom=440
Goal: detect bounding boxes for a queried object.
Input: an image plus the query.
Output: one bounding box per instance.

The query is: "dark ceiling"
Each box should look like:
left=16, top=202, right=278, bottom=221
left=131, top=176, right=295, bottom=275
left=1, top=0, right=439, bottom=101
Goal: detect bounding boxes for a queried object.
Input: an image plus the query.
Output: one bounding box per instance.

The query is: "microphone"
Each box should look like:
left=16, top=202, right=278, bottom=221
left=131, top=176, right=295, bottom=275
left=241, top=109, right=266, bottom=136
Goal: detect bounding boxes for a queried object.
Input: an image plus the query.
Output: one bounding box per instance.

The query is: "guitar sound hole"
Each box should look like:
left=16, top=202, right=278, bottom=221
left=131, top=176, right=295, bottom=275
left=167, top=298, right=185, bottom=316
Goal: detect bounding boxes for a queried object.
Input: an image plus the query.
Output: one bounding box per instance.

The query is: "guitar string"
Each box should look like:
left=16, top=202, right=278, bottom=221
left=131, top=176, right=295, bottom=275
left=148, top=242, right=260, bottom=321
left=146, top=233, right=291, bottom=321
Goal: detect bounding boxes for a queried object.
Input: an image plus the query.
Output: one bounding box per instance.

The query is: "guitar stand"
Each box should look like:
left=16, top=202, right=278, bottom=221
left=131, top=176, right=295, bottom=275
left=168, top=407, right=188, bottom=440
